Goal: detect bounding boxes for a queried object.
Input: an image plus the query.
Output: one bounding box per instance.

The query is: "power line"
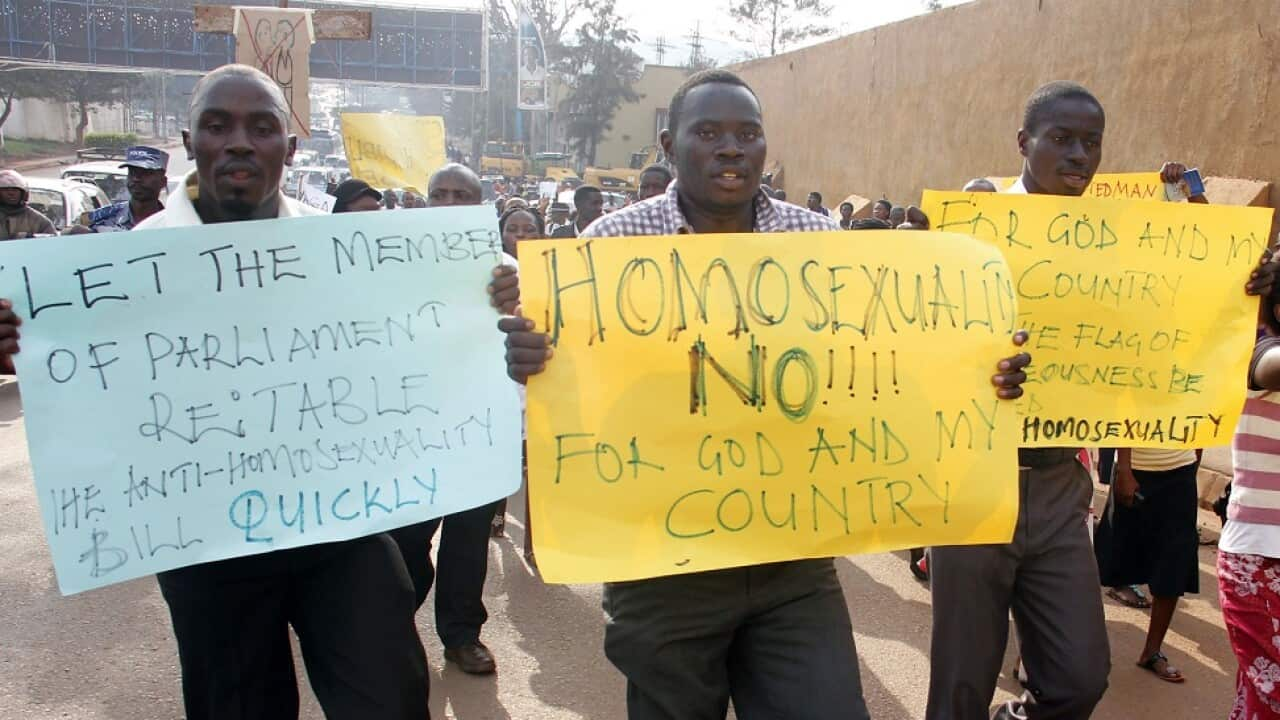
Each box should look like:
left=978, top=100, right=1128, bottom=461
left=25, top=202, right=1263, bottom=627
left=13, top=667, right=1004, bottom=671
left=651, top=35, right=669, bottom=65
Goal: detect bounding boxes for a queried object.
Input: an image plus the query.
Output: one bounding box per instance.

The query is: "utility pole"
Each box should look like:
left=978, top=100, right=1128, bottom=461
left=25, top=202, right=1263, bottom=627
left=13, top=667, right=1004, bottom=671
left=651, top=36, right=669, bottom=65
left=686, top=23, right=707, bottom=70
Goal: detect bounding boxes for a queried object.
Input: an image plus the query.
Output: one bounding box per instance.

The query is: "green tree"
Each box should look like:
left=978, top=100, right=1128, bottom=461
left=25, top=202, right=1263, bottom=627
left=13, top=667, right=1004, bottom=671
left=554, top=0, right=643, bottom=166
left=728, top=0, right=834, bottom=57
left=16, top=68, right=143, bottom=146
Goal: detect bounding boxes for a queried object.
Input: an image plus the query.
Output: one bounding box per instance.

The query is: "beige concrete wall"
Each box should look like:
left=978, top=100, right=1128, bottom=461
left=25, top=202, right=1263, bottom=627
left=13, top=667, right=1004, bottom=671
left=734, top=0, right=1280, bottom=217
left=595, top=64, right=689, bottom=169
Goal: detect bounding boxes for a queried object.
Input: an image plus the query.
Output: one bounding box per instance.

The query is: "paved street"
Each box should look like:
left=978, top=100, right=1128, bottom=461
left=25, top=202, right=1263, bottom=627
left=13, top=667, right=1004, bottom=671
left=0, top=377, right=1238, bottom=719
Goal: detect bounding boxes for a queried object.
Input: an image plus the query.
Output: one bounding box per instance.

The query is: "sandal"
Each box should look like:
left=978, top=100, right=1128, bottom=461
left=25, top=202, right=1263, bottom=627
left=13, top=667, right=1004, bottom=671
left=1137, top=651, right=1185, bottom=683
left=1107, top=585, right=1152, bottom=608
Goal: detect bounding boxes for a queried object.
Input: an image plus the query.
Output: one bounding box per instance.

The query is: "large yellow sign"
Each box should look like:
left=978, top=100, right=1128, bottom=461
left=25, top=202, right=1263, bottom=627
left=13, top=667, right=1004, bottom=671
left=990, top=173, right=1168, bottom=201
left=522, top=231, right=1022, bottom=584
left=922, top=190, right=1270, bottom=449
left=340, top=113, right=446, bottom=190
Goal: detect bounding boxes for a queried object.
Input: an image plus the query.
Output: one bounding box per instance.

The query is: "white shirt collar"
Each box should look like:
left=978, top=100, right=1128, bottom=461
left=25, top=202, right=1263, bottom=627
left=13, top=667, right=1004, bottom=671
left=135, top=169, right=319, bottom=229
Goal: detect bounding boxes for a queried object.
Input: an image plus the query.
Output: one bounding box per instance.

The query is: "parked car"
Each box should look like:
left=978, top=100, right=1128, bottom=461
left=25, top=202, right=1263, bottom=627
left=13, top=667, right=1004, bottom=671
left=61, top=161, right=130, bottom=203
left=27, top=178, right=111, bottom=232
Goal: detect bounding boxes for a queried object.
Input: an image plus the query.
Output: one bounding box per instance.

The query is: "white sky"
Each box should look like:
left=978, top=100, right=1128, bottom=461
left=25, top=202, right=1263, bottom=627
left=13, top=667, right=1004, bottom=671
left=345, top=0, right=973, bottom=64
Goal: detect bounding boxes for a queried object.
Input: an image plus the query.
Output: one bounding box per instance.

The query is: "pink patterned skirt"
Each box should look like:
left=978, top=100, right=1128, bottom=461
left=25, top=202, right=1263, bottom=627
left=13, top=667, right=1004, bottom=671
left=1219, top=550, right=1280, bottom=719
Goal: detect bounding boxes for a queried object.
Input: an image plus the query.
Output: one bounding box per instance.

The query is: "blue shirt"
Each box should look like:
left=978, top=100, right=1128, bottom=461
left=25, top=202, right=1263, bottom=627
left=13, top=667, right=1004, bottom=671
left=84, top=201, right=160, bottom=232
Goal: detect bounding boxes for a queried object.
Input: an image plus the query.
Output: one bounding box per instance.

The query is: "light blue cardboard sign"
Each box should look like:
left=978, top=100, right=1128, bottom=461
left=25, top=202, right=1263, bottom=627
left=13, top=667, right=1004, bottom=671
left=0, top=205, right=522, bottom=594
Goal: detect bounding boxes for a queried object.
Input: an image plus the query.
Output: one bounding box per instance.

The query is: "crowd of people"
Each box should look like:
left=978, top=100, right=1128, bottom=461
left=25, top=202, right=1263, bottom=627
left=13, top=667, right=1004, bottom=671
left=1, top=62, right=1279, bottom=720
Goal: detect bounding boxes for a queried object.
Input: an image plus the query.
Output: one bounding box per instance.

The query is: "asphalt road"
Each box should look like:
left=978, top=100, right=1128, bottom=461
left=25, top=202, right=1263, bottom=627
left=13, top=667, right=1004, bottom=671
left=0, top=376, right=1239, bottom=719
left=25, top=146, right=195, bottom=183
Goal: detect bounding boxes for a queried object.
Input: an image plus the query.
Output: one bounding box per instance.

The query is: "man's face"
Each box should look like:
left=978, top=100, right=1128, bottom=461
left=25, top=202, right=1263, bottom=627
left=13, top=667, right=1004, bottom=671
left=872, top=203, right=890, bottom=221
left=840, top=204, right=853, bottom=220
left=807, top=194, right=821, bottom=210
left=427, top=172, right=481, bottom=206
left=577, top=191, right=604, bottom=225
left=127, top=166, right=167, bottom=204
left=184, top=74, right=295, bottom=219
left=0, top=188, right=22, bottom=207
left=348, top=194, right=383, bottom=212
left=1017, top=96, right=1104, bottom=196
left=661, top=83, right=765, bottom=215
left=637, top=170, right=670, bottom=201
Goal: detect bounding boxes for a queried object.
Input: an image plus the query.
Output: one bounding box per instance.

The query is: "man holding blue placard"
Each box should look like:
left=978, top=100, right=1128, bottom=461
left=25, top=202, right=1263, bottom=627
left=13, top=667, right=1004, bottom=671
left=0, top=65, right=430, bottom=720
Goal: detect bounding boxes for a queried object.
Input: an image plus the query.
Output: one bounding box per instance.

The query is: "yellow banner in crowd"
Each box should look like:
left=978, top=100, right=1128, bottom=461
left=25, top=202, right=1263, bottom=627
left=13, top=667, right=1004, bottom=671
left=990, top=173, right=1168, bottom=202
left=340, top=112, right=446, bottom=191
left=522, top=231, right=1022, bottom=584
left=922, top=190, right=1271, bottom=449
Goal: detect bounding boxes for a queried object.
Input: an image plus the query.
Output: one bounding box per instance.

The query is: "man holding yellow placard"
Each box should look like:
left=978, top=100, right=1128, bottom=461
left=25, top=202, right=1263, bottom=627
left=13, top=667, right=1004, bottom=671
left=493, top=69, right=1034, bottom=720
left=921, top=81, right=1279, bottom=720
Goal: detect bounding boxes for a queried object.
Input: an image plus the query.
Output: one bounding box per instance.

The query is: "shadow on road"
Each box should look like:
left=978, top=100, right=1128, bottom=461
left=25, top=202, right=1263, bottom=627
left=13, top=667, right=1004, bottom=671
left=497, top=539, right=623, bottom=719
left=0, top=381, right=24, bottom=426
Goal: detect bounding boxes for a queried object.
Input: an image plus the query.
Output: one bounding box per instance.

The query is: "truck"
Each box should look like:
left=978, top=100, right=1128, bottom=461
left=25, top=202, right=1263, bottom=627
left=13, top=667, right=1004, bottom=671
left=580, top=146, right=664, bottom=195
left=480, top=141, right=526, bottom=177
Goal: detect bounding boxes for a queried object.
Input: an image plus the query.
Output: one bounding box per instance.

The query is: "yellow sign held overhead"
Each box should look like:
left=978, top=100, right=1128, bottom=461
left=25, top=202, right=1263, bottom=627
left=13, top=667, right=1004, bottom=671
left=522, top=230, right=1022, bottom=585
left=340, top=113, right=446, bottom=191
left=990, top=173, right=1168, bottom=202
left=922, top=190, right=1270, bottom=449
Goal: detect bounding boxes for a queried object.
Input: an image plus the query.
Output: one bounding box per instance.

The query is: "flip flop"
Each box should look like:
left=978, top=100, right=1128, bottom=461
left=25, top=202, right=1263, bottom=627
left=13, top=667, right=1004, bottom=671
left=1138, top=651, right=1186, bottom=683
left=1107, top=586, right=1152, bottom=608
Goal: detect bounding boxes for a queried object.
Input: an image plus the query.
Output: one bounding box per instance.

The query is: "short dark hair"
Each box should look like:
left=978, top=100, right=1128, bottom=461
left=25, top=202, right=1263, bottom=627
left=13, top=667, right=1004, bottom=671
left=774, top=189, right=787, bottom=201
left=851, top=218, right=893, bottom=230
left=839, top=201, right=854, bottom=211
left=640, top=164, right=673, bottom=182
left=573, top=184, right=602, bottom=208
left=667, top=69, right=759, bottom=136
left=1022, top=81, right=1104, bottom=134
left=499, top=206, right=545, bottom=237
left=873, top=199, right=892, bottom=211
left=809, top=191, right=822, bottom=202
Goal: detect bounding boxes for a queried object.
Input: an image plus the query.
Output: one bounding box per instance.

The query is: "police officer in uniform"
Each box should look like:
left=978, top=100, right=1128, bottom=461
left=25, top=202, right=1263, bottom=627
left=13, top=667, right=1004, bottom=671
left=74, top=145, right=169, bottom=232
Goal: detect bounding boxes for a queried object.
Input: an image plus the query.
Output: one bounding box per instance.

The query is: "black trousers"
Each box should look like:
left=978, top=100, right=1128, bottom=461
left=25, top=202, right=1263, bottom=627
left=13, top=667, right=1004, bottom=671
left=156, top=533, right=429, bottom=720
left=391, top=500, right=499, bottom=648
left=602, top=558, right=869, bottom=720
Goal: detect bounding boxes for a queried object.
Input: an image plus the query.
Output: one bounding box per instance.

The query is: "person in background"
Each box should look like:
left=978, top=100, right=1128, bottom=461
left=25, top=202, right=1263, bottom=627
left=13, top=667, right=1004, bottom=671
left=331, top=178, right=383, bottom=213
left=1220, top=281, right=1280, bottom=718
left=0, top=64, right=431, bottom=719
left=71, top=145, right=168, bottom=232
left=505, top=196, right=530, bottom=212
left=0, top=169, right=55, bottom=240
left=493, top=68, right=1032, bottom=720
left=494, top=205, right=543, bottom=564
left=546, top=201, right=571, bottom=234
left=774, top=188, right=787, bottom=202
left=1094, top=445, right=1201, bottom=683
left=871, top=198, right=892, bottom=222
left=550, top=185, right=603, bottom=238
left=888, top=205, right=907, bottom=228
left=838, top=201, right=855, bottom=229
left=499, top=205, right=543, bottom=258
left=637, top=164, right=674, bottom=201
left=807, top=191, right=830, bottom=216
left=963, top=177, right=999, bottom=193
left=850, top=217, right=892, bottom=230
left=383, top=188, right=399, bottom=210
left=391, top=160, right=501, bottom=676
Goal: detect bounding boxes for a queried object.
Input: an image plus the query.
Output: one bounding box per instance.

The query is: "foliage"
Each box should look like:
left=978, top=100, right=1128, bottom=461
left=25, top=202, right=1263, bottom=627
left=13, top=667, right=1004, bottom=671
left=553, top=0, right=643, bottom=166
left=84, top=132, right=138, bottom=150
left=728, top=0, right=834, bottom=57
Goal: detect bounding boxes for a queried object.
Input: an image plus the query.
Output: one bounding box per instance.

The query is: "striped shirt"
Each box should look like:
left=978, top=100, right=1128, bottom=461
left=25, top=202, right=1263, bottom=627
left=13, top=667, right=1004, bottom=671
left=579, top=180, right=838, bottom=238
left=1223, top=336, right=1280, bottom=556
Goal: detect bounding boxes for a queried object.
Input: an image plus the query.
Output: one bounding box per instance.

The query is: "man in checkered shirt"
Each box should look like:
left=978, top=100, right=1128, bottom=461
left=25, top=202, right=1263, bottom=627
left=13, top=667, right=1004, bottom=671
left=491, top=69, right=1032, bottom=720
